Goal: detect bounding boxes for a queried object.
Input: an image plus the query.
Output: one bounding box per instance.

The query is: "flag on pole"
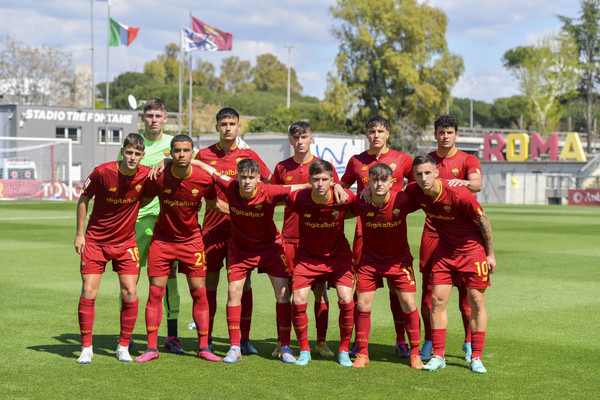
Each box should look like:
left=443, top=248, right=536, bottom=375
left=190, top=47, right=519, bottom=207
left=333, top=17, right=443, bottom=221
left=180, top=25, right=215, bottom=52
left=109, top=18, right=139, bottom=47
left=191, top=17, right=232, bottom=51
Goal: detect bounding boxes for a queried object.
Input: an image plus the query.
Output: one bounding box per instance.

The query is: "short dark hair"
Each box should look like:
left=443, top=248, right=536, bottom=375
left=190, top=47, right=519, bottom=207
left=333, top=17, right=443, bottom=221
left=308, top=159, right=333, bottom=177
left=170, top=134, right=193, bottom=149
left=237, top=158, right=260, bottom=175
left=289, top=121, right=312, bottom=137
left=412, top=154, right=436, bottom=169
left=216, top=107, right=240, bottom=123
left=143, top=98, right=167, bottom=114
left=366, top=115, right=389, bottom=131
left=434, top=114, right=459, bottom=132
left=123, top=133, right=145, bottom=151
left=369, top=163, right=393, bottom=180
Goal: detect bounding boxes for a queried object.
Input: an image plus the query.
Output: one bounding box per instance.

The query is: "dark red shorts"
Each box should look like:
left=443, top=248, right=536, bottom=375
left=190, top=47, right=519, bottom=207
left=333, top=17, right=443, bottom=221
left=202, top=229, right=230, bottom=273
left=227, top=241, right=290, bottom=282
left=419, top=233, right=438, bottom=274
left=147, top=238, right=206, bottom=277
left=356, top=256, right=417, bottom=293
left=292, top=248, right=354, bottom=291
left=80, top=238, right=140, bottom=275
left=431, top=247, right=491, bottom=290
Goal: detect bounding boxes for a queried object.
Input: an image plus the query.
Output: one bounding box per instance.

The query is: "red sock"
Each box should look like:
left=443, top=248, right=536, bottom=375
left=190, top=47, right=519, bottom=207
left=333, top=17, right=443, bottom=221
left=403, top=309, right=421, bottom=356
left=471, top=330, right=486, bottom=360
left=190, top=287, right=209, bottom=350
left=314, top=301, right=329, bottom=342
left=119, top=298, right=138, bottom=346
left=351, top=291, right=359, bottom=342
left=276, top=302, right=292, bottom=347
left=240, top=289, right=253, bottom=341
left=389, top=291, right=405, bottom=343
left=338, top=301, right=354, bottom=352
left=78, top=297, right=95, bottom=348
left=355, top=309, right=371, bottom=357
left=145, top=285, right=165, bottom=350
left=206, top=289, right=217, bottom=340
left=431, top=328, right=446, bottom=358
left=421, top=275, right=432, bottom=341
left=458, top=283, right=472, bottom=343
left=292, top=303, right=309, bottom=351
left=226, top=304, right=241, bottom=347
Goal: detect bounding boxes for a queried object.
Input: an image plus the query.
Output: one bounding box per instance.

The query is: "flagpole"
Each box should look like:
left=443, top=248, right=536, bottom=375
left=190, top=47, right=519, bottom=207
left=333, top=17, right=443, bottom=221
left=104, top=2, right=110, bottom=163
left=90, top=0, right=96, bottom=168
left=178, top=26, right=183, bottom=135
left=189, top=10, right=193, bottom=137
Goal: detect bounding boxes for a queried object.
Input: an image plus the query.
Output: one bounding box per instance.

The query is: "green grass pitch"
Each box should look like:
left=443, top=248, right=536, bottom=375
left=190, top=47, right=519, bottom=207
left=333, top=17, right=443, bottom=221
left=0, top=201, right=598, bottom=399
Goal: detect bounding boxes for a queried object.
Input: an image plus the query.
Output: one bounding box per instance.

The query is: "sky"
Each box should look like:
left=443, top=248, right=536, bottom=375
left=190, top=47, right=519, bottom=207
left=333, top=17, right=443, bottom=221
left=0, top=0, right=580, bottom=104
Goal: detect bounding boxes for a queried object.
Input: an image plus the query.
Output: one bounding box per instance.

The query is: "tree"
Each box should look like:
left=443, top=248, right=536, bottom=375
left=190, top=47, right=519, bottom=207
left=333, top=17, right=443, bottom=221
left=559, top=0, right=600, bottom=152
left=491, top=96, right=533, bottom=129
left=220, top=56, right=255, bottom=92
left=0, top=35, right=74, bottom=106
left=503, top=34, right=579, bottom=135
left=253, top=53, right=302, bottom=92
left=326, top=0, right=464, bottom=139
left=247, top=105, right=299, bottom=133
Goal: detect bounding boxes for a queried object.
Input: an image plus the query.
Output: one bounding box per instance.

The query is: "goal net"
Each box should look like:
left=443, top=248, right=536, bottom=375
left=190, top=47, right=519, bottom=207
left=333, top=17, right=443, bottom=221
left=0, top=137, right=74, bottom=200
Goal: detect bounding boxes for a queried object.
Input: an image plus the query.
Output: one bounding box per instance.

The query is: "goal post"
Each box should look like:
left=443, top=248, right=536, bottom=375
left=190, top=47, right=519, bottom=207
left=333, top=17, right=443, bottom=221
left=0, top=137, right=74, bottom=200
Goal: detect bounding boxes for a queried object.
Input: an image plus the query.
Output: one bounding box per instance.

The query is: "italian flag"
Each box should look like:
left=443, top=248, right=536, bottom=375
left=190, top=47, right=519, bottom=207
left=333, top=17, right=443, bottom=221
left=109, top=18, right=139, bottom=47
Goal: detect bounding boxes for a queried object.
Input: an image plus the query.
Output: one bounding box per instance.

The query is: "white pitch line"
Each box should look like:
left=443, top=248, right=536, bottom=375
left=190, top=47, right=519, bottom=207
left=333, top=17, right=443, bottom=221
left=0, top=216, right=74, bottom=221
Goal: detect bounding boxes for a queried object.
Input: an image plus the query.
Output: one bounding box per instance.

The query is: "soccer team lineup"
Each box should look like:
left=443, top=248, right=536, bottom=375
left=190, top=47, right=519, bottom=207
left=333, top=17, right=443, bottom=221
left=76, top=98, right=494, bottom=373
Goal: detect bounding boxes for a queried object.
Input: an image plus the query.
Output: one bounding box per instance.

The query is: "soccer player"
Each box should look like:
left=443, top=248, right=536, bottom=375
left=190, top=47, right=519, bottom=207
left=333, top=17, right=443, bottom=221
left=340, top=115, right=413, bottom=357
left=405, top=155, right=496, bottom=374
left=270, top=121, right=341, bottom=359
left=135, top=135, right=226, bottom=363
left=194, top=157, right=307, bottom=364
left=129, top=98, right=185, bottom=354
left=419, top=114, right=483, bottom=362
left=75, top=133, right=150, bottom=364
left=195, top=108, right=271, bottom=355
left=286, top=159, right=356, bottom=367
left=351, top=163, right=423, bottom=369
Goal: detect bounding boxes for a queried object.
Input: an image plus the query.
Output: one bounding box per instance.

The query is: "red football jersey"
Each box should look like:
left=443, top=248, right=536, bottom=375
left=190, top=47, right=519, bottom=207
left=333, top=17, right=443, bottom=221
left=405, top=180, right=485, bottom=254
left=143, top=166, right=216, bottom=242
left=82, top=162, right=150, bottom=244
left=286, top=188, right=355, bottom=258
left=272, top=155, right=340, bottom=243
left=424, top=149, right=482, bottom=235
left=352, top=190, right=419, bottom=263
left=195, top=143, right=271, bottom=233
left=213, top=176, right=289, bottom=252
left=341, top=148, right=413, bottom=194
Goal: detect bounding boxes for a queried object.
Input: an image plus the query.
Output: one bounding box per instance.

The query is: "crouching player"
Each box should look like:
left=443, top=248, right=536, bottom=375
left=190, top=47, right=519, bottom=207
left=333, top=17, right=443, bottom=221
left=194, top=158, right=307, bottom=364
left=286, top=159, right=356, bottom=367
left=75, top=133, right=150, bottom=363
left=405, top=155, right=496, bottom=373
left=351, top=163, right=423, bottom=369
left=135, top=135, right=227, bottom=363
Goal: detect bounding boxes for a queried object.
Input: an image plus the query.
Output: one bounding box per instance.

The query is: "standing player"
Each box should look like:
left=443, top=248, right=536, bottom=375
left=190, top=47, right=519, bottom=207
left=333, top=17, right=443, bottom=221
left=195, top=108, right=271, bottom=355
left=287, top=159, right=356, bottom=367
left=406, top=155, right=496, bottom=373
left=270, top=121, right=341, bottom=359
left=351, top=163, right=423, bottom=369
left=135, top=135, right=225, bottom=363
left=194, top=157, right=307, bottom=364
left=419, top=114, right=483, bottom=362
left=340, top=115, right=413, bottom=357
left=75, top=133, right=149, bottom=364
left=128, top=98, right=184, bottom=354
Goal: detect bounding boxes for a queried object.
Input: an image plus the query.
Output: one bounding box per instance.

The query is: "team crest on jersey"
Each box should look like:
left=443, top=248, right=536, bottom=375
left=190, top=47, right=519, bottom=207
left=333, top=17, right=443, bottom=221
left=444, top=206, right=452, bottom=213
left=164, top=189, right=172, bottom=194
left=304, top=213, right=311, bottom=218
left=332, top=210, right=340, bottom=218
left=108, top=187, right=117, bottom=192
left=366, top=212, right=375, bottom=217
left=393, top=208, right=400, bottom=217
left=255, top=204, right=262, bottom=210
left=452, top=168, right=459, bottom=176
left=163, top=150, right=171, bottom=157
left=210, top=161, right=217, bottom=166
left=84, top=178, right=91, bottom=189
left=135, top=184, right=142, bottom=192
left=361, top=166, right=368, bottom=171
left=286, top=176, right=293, bottom=181
left=389, top=163, right=397, bottom=171
left=191, top=188, right=199, bottom=197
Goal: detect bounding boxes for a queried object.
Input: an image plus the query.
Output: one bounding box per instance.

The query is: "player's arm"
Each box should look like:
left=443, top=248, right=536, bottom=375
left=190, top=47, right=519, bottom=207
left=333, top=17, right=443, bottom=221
left=262, top=174, right=272, bottom=183
left=139, top=196, right=154, bottom=209
left=476, top=212, right=496, bottom=274
left=448, top=173, right=482, bottom=192
left=74, top=195, right=90, bottom=254
left=205, top=197, right=230, bottom=215
left=332, top=182, right=349, bottom=204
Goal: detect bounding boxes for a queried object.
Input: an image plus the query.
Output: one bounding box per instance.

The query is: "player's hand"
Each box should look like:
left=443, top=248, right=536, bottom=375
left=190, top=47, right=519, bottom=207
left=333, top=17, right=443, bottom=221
left=448, top=179, right=468, bottom=187
left=333, top=184, right=348, bottom=204
left=360, top=186, right=373, bottom=203
left=74, top=235, right=85, bottom=254
left=149, top=158, right=168, bottom=180
left=487, top=253, right=496, bottom=274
